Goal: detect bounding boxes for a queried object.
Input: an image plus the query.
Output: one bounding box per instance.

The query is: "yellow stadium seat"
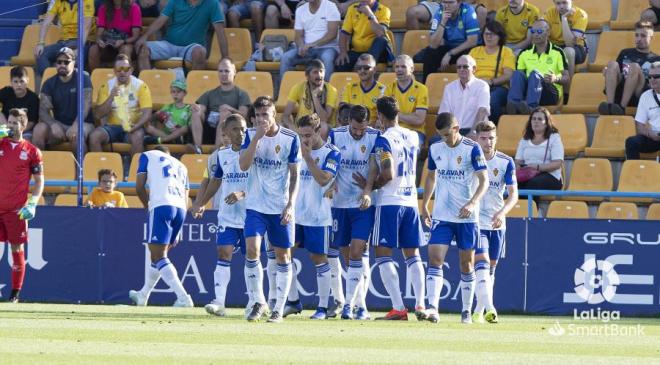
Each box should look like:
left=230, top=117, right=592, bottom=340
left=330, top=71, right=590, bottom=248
left=640, top=151, right=660, bottom=159
left=425, top=73, right=457, bottom=114
left=138, top=69, right=176, bottom=110
left=495, top=114, right=527, bottom=156
left=40, top=67, right=57, bottom=89
left=424, top=114, right=437, bottom=143
left=615, top=160, right=660, bottom=203
left=401, top=30, right=429, bottom=72
left=509, top=199, right=538, bottom=218
left=234, top=71, right=274, bottom=102
left=532, top=0, right=555, bottom=13
left=54, top=194, right=80, bottom=207
left=589, top=32, right=660, bottom=71
left=124, top=195, right=145, bottom=208
left=180, top=154, right=209, bottom=195
left=331, top=72, right=359, bottom=101
left=419, top=157, right=430, bottom=188
left=565, top=158, right=613, bottom=201
left=0, top=66, right=36, bottom=91
left=119, top=153, right=141, bottom=196
left=381, top=0, right=417, bottom=29
left=611, top=0, right=648, bottom=30
left=377, top=72, right=396, bottom=86
left=91, top=68, right=116, bottom=105
left=580, top=1, right=612, bottom=30
left=276, top=71, right=305, bottom=112
left=11, top=23, right=61, bottom=66
left=546, top=200, right=590, bottom=219
left=206, top=28, right=253, bottom=70
left=42, top=151, right=77, bottom=194
left=552, top=114, right=587, bottom=157
left=647, top=203, right=660, bottom=220
left=184, top=70, right=219, bottom=104
left=418, top=199, right=434, bottom=214
left=596, top=202, right=639, bottom=220
left=561, top=73, right=605, bottom=114
left=255, top=29, right=296, bottom=72
left=482, top=0, right=507, bottom=11
left=82, top=152, right=124, bottom=195
left=584, top=116, right=637, bottom=158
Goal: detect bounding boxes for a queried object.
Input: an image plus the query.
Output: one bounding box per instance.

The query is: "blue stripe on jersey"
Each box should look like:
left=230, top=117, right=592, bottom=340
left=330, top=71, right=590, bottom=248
left=241, top=128, right=254, bottom=150
left=137, top=153, right=148, bottom=174
left=213, top=154, right=224, bottom=179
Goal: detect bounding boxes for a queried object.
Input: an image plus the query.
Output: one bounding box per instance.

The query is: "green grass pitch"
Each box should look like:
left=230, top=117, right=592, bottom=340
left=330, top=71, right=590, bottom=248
left=0, top=303, right=659, bottom=364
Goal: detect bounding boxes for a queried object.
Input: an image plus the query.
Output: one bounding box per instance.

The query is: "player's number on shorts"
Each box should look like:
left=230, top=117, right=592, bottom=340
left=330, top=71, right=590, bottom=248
left=397, top=147, right=415, bottom=177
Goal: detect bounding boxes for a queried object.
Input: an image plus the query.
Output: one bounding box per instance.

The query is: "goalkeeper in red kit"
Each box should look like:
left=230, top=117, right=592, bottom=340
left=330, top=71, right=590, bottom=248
left=0, top=108, right=44, bottom=303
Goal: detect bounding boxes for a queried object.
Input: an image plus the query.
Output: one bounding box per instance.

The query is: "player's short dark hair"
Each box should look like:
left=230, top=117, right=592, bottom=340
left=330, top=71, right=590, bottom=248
left=153, top=145, right=170, bottom=154
left=376, top=96, right=399, bottom=121
left=97, top=169, right=118, bottom=181
left=10, top=66, right=29, bottom=80
left=296, top=113, right=321, bottom=131
left=349, top=104, right=370, bottom=124
left=8, top=108, right=27, bottom=124
left=223, top=113, right=245, bottom=129
left=253, top=96, right=275, bottom=110
left=305, top=59, right=325, bottom=75
left=483, top=20, right=507, bottom=46
left=435, top=112, right=458, bottom=130
left=635, top=21, right=654, bottom=32
left=338, top=103, right=352, bottom=123
left=475, top=120, right=497, bottom=134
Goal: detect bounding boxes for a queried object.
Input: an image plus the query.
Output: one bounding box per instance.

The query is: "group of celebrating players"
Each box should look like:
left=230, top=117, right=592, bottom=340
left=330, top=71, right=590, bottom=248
left=127, top=91, right=518, bottom=324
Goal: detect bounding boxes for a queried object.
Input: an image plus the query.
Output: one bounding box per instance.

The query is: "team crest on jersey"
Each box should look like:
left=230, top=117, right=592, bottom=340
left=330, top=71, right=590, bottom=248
left=493, top=168, right=499, bottom=177
left=456, top=156, right=462, bottom=164
left=275, top=144, right=281, bottom=153
left=408, top=96, right=416, bottom=102
left=19, top=151, right=28, bottom=160
left=361, top=145, right=366, bottom=153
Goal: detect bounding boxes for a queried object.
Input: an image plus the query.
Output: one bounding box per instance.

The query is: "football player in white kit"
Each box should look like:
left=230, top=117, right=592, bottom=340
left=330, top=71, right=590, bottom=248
left=190, top=114, right=249, bottom=317
left=239, top=96, right=301, bottom=323
left=421, top=113, right=489, bottom=324
left=473, top=120, right=517, bottom=323
left=129, top=146, right=193, bottom=307
left=371, top=96, right=427, bottom=321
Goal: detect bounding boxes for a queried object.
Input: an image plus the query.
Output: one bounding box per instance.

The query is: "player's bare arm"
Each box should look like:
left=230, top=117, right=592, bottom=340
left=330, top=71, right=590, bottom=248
left=459, top=169, right=489, bottom=219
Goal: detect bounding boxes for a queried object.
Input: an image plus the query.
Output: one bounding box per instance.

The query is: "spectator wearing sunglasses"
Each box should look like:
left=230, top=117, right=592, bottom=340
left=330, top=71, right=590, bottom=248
left=626, top=61, right=660, bottom=160
left=340, top=54, right=384, bottom=124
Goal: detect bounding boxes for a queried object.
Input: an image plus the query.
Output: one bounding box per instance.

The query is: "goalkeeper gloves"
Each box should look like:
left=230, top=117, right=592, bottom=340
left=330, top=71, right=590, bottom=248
left=18, top=196, right=39, bottom=221
left=0, top=125, right=11, bottom=139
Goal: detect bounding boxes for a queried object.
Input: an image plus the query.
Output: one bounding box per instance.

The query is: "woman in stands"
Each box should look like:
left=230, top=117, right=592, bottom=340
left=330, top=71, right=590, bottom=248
left=469, top=20, right=515, bottom=124
left=514, top=107, right=564, bottom=196
left=89, top=0, right=142, bottom=70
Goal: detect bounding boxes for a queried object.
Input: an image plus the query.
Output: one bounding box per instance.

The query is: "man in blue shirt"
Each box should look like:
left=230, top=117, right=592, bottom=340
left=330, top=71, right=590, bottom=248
left=135, top=0, right=229, bottom=71
left=418, top=0, right=479, bottom=82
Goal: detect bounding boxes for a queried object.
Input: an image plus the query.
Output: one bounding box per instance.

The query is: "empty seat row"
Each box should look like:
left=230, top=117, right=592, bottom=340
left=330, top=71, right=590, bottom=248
left=509, top=200, right=660, bottom=220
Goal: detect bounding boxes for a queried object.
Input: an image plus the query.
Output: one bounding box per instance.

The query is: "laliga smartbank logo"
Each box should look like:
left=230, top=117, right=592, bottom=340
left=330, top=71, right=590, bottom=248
left=547, top=308, right=645, bottom=337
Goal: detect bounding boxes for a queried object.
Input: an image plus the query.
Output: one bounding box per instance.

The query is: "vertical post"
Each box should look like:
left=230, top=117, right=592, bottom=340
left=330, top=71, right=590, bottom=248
left=527, top=193, right=533, bottom=218
left=76, top=0, right=85, bottom=206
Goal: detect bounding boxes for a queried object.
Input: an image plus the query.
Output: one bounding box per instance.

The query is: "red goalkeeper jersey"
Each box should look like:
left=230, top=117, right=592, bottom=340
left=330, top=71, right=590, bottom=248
left=0, top=138, right=42, bottom=212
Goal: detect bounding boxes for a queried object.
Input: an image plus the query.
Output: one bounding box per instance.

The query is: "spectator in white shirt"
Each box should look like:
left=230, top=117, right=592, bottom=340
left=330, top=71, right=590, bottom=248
left=626, top=61, right=660, bottom=159
left=438, top=55, right=490, bottom=136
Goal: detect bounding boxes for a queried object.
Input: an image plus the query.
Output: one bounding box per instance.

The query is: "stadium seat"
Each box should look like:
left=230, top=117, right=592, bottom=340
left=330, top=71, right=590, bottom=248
left=546, top=200, right=590, bottom=219
left=425, top=73, right=457, bottom=114
left=647, top=203, right=660, bottom=220
left=54, top=194, right=80, bottom=207
left=331, top=72, right=359, bottom=101
left=584, top=116, right=637, bottom=158
left=255, top=29, right=296, bottom=72
left=508, top=199, right=538, bottom=218
left=91, top=68, right=116, bottom=105
left=494, top=114, right=527, bottom=156
left=184, top=70, right=218, bottom=104
left=82, top=152, right=124, bottom=193
left=180, top=154, right=210, bottom=195
left=0, top=66, right=36, bottom=91
left=381, top=0, right=417, bottom=29
left=41, top=151, right=76, bottom=194
left=589, top=32, right=660, bottom=71
left=614, top=160, right=660, bottom=203
left=205, top=28, right=253, bottom=70
left=10, top=23, right=60, bottom=67
left=401, top=30, right=429, bottom=72
left=138, top=69, right=176, bottom=110
left=119, top=153, right=141, bottom=195
left=596, top=202, right=639, bottom=220
left=564, top=158, right=613, bottom=201
left=234, top=71, right=274, bottom=101
left=482, top=0, right=507, bottom=11
left=124, top=195, right=144, bottom=208
left=424, top=114, right=437, bottom=144
left=610, top=0, right=649, bottom=30
left=40, top=67, right=57, bottom=89
left=276, top=71, right=305, bottom=112
left=580, top=1, right=612, bottom=30
left=552, top=114, right=587, bottom=157
left=561, top=73, right=605, bottom=114
left=377, top=72, right=396, bottom=86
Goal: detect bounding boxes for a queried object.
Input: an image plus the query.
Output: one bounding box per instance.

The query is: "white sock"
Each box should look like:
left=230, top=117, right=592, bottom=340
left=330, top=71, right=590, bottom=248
left=490, top=265, right=497, bottom=289
left=327, top=252, right=345, bottom=304
left=376, top=257, right=404, bottom=311
left=426, top=265, right=443, bottom=310
left=474, top=261, right=494, bottom=313
left=345, top=259, right=363, bottom=308
left=245, top=259, right=266, bottom=304
left=461, top=271, right=476, bottom=313
left=287, top=260, right=300, bottom=302
left=140, top=263, right=160, bottom=296
left=213, top=259, right=231, bottom=305
left=405, top=255, right=426, bottom=309
left=156, top=258, right=188, bottom=300
left=357, top=255, right=370, bottom=309
left=275, top=262, right=292, bottom=313
left=266, top=252, right=277, bottom=303
left=316, top=263, right=331, bottom=309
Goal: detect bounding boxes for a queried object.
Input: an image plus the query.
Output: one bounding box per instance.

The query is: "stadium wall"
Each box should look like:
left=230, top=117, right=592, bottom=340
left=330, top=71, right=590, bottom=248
left=0, top=206, right=657, bottom=315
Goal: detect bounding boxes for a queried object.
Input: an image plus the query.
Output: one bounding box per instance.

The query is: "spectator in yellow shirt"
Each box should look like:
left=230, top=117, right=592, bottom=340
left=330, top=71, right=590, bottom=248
left=340, top=54, right=385, bottom=124
left=87, top=169, right=129, bottom=208
left=385, top=54, right=428, bottom=146
left=494, top=0, right=540, bottom=55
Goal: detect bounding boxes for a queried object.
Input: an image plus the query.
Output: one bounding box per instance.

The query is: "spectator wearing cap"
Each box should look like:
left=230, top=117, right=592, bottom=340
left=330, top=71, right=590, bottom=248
left=35, top=0, right=95, bottom=76
left=625, top=61, right=660, bottom=159
left=32, top=48, right=94, bottom=154
left=135, top=0, right=229, bottom=71
left=145, top=80, right=193, bottom=146
left=90, top=54, right=153, bottom=156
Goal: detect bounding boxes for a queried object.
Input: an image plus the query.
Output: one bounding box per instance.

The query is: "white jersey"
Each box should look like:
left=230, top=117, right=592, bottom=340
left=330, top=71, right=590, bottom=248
left=329, top=126, right=380, bottom=209
left=241, top=126, right=301, bottom=214
left=479, top=151, right=516, bottom=230
left=212, top=147, right=249, bottom=229
left=295, top=142, right=341, bottom=226
left=374, top=126, right=419, bottom=208
left=137, top=150, right=189, bottom=211
left=428, top=137, right=487, bottom=223
left=206, top=148, right=223, bottom=209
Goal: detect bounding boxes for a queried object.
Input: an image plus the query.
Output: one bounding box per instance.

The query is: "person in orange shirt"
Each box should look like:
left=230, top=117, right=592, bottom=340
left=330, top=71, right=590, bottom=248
left=87, top=169, right=129, bottom=208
